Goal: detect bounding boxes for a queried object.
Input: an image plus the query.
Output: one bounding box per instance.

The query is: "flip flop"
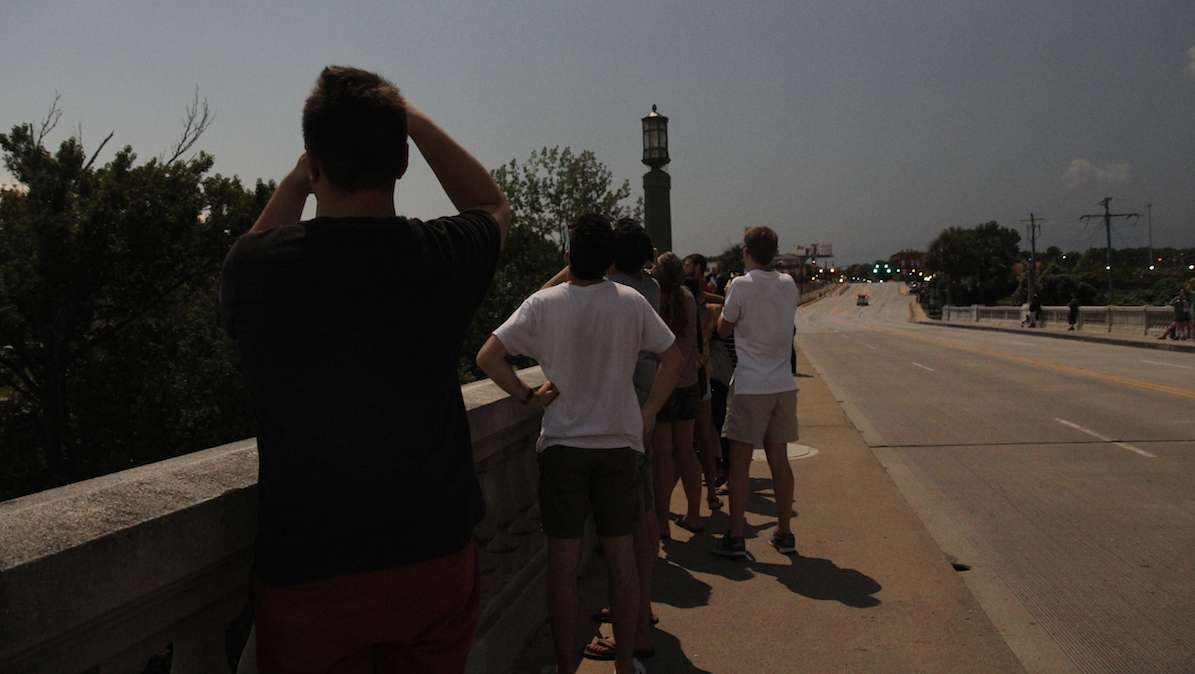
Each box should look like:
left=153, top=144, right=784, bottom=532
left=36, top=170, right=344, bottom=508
left=582, top=635, right=655, bottom=661
left=591, top=608, right=659, bottom=625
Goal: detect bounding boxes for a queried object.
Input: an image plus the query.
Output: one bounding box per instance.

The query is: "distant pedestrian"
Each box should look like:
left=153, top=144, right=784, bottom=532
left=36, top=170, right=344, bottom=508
left=1029, top=298, right=1042, bottom=328
left=1158, top=288, right=1190, bottom=341
left=713, top=226, right=801, bottom=558
left=221, top=66, right=511, bottom=674
left=1067, top=296, right=1080, bottom=331
left=477, top=214, right=683, bottom=674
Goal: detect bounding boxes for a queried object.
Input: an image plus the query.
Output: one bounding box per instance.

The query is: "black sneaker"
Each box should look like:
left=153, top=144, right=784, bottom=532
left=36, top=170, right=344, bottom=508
left=713, top=535, right=747, bottom=558
left=772, top=532, right=796, bottom=555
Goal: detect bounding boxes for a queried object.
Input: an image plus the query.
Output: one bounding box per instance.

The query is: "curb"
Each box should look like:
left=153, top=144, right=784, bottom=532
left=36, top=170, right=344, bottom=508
left=917, top=320, right=1195, bottom=354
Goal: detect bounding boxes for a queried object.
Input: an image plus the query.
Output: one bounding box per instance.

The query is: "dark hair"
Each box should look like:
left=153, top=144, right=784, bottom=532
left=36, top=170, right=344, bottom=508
left=612, top=221, right=655, bottom=274
left=683, top=253, right=708, bottom=274
left=302, top=66, right=408, bottom=192
left=569, top=214, right=614, bottom=280
left=743, top=226, right=779, bottom=266
left=654, top=252, right=689, bottom=338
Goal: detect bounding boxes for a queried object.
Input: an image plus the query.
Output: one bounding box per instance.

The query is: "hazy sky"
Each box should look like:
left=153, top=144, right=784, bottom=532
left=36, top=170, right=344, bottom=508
left=2, top=1, right=1193, bottom=264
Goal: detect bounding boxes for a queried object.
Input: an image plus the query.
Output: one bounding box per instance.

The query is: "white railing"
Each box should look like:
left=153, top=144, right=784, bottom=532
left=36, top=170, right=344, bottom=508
left=941, top=304, right=1176, bottom=336
left=0, top=368, right=554, bottom=674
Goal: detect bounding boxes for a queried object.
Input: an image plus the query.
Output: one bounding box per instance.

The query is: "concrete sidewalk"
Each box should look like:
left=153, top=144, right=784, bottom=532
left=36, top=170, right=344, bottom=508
left=921, top=319, right=1195, bottom=354
left=513, top=350, right=1023, bottom=673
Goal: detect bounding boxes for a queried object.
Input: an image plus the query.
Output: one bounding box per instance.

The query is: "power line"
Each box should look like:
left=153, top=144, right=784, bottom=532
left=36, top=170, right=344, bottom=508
left=1019, top=213, right=1046, bottom=305
left=1078, top=197, right=1139, bottom=302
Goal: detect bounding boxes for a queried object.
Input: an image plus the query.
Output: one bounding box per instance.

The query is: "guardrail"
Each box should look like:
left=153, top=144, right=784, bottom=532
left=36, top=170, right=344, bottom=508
left=941, top=304, right=1176, bottom=336
left=0, top=368, right=553, bottom=674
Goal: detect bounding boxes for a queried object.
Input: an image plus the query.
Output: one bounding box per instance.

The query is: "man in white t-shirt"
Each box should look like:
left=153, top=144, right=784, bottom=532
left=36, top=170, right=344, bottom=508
left=476, top=214, right=683, bottom=674
left=713, top=226, right=801, bottom=558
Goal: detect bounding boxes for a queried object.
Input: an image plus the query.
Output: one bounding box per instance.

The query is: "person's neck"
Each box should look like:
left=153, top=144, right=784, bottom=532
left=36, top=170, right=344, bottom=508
left=569, top=276, right=604, bottom=287
left=744, top=260, right=767, bottom=273
left=314, top=186, right=397, bottom=219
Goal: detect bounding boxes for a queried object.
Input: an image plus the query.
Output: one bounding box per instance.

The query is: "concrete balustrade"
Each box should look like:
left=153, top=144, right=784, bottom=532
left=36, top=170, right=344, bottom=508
left=0, top=367, right=552, bottom=674
left=943, top=304, right=1174, bottom=336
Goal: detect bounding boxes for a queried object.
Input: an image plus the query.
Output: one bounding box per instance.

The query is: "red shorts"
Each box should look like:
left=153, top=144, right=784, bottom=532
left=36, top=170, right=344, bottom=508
left=253, top=544, right=479, bottom=674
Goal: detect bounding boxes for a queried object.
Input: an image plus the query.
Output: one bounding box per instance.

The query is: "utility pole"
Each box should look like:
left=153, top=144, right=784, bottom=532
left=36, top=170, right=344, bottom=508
left=1147, top=203, right=1153, bottom=270
left=1079, top=197, right=1139, bottom=305
left=1019, top=213, right=1044, bottom=307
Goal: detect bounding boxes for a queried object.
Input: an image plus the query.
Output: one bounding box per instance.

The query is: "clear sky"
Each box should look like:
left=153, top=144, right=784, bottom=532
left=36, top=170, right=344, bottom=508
left=2, top=0, right=1193, bottom=264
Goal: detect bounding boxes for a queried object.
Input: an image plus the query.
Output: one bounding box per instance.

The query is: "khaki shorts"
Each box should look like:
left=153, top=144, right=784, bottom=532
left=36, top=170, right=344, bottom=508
left=722, top=387, right=799, bottom=447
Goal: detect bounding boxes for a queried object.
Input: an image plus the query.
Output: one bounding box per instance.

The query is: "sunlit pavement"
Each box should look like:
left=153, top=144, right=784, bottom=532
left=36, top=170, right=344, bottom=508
left=800, top=283, right=1195, bottom=673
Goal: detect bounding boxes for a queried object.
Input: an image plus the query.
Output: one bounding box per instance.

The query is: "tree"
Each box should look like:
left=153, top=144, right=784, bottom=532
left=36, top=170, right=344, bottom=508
left=0, top=97, right=270, bottom=496
left=924, top=221, right=1020, bottom=305
left=490, top=146, right=641, bottom=249
left=456, top=147, right=642, bottom=381
left=714, top=244, right=744, bottom=276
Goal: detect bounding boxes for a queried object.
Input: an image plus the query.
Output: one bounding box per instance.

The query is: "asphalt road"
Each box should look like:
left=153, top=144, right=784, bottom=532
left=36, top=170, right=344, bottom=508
left=798, top=282, right=1195, bottom=674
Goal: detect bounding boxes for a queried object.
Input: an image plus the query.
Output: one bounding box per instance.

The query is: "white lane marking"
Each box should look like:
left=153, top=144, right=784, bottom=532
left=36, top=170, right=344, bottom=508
left=1142, top=359, right=1194, bottom=370
left=911, top=362, right=936, bottom=372
left=1053, top=418, right=1157, bottom=458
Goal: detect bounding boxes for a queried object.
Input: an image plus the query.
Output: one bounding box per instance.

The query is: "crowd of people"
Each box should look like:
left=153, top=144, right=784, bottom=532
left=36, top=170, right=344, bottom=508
left=221, top=66, right=801, bottom=674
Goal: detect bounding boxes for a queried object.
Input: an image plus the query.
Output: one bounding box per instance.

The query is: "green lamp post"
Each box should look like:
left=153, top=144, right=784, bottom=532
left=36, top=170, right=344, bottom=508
left=641, top=105, right=672, bottom=253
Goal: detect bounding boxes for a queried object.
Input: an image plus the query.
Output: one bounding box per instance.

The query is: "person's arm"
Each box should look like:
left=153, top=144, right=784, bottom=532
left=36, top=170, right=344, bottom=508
left=542, top=265, right=572, bottom=290
left=702, top=290, right=725, bottom=305
left=405, top=104, right=512, bottom=246
left=249, top=155, right=311, bottom=234
left=476, top=336, right=558, bottom=409
left=642, top=344, right=684, bottom=435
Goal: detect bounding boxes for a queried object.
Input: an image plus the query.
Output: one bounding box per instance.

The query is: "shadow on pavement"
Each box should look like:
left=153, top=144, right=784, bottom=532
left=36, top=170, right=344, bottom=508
left=644, top=628, right=715, bottom=674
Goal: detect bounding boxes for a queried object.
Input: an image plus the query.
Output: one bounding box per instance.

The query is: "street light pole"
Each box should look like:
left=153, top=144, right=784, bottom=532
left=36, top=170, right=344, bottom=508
left=641, top=105, right=672, bottom=253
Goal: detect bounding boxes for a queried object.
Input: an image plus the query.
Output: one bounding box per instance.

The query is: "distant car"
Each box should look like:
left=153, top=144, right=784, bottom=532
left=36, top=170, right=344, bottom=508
left=856, top=294, right=870, bottom=306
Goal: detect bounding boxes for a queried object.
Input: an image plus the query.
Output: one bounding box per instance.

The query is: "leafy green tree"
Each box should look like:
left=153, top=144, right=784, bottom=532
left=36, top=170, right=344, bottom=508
left=490, top=146, right=641, bottom=248
left=457, top=147, right=642, bottom=381
left=714, top=244, right=744, bottom=276
left=924, top=221, right=1020, bottom=305
left=0, top=98, right=270, bottom=497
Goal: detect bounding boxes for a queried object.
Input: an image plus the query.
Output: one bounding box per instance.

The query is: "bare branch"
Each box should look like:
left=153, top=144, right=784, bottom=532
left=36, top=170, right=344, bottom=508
left=35, top=92, right=63, bottom=146
left=82, top=131, right=115, bottom=171
left=164, top=86, right=214, bottom=165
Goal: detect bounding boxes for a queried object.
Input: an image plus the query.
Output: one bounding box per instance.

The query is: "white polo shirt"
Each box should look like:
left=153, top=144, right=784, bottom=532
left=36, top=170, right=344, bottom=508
left=722, top=269, right=799, bottom=394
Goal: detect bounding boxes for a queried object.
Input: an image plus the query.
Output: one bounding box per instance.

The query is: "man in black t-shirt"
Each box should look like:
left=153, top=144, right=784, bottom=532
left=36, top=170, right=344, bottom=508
left=221, top=66, right=511, bottom=674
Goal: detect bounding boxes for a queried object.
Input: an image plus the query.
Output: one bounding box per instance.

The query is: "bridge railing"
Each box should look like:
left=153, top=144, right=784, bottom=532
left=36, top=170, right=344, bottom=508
left=941, top=304, right=1176, bottom=336
left=0, top=368, right=552, bottom=674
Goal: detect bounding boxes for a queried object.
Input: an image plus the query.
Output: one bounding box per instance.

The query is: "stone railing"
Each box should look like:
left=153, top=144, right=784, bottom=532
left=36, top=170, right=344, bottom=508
left=942, top=304, right=1175, bottom=336
left=0, top=368, right=552, bottom=674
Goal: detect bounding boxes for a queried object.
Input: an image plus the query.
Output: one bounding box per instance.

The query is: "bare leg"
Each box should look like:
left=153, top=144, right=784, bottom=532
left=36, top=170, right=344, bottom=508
left=763, top=441, right=794, bottom=535
left=694, top=399, right=721, bottom=508
left=547, top=537, right=583, bottom=674
left=671, top=419, right=702, bottom=524
left=652, top=423, right=675, bottom=532
left=632, top=508, right=657, bottom=651
left=726, top=439, right=753, bottom=538
left=601, top=535, right=640, bottom=674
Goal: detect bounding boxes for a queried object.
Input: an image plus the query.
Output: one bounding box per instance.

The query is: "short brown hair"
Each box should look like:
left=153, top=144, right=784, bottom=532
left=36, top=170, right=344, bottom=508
left=743, top=226, right=779, bottom=266
left=302, top=66, right=407, bottom=191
